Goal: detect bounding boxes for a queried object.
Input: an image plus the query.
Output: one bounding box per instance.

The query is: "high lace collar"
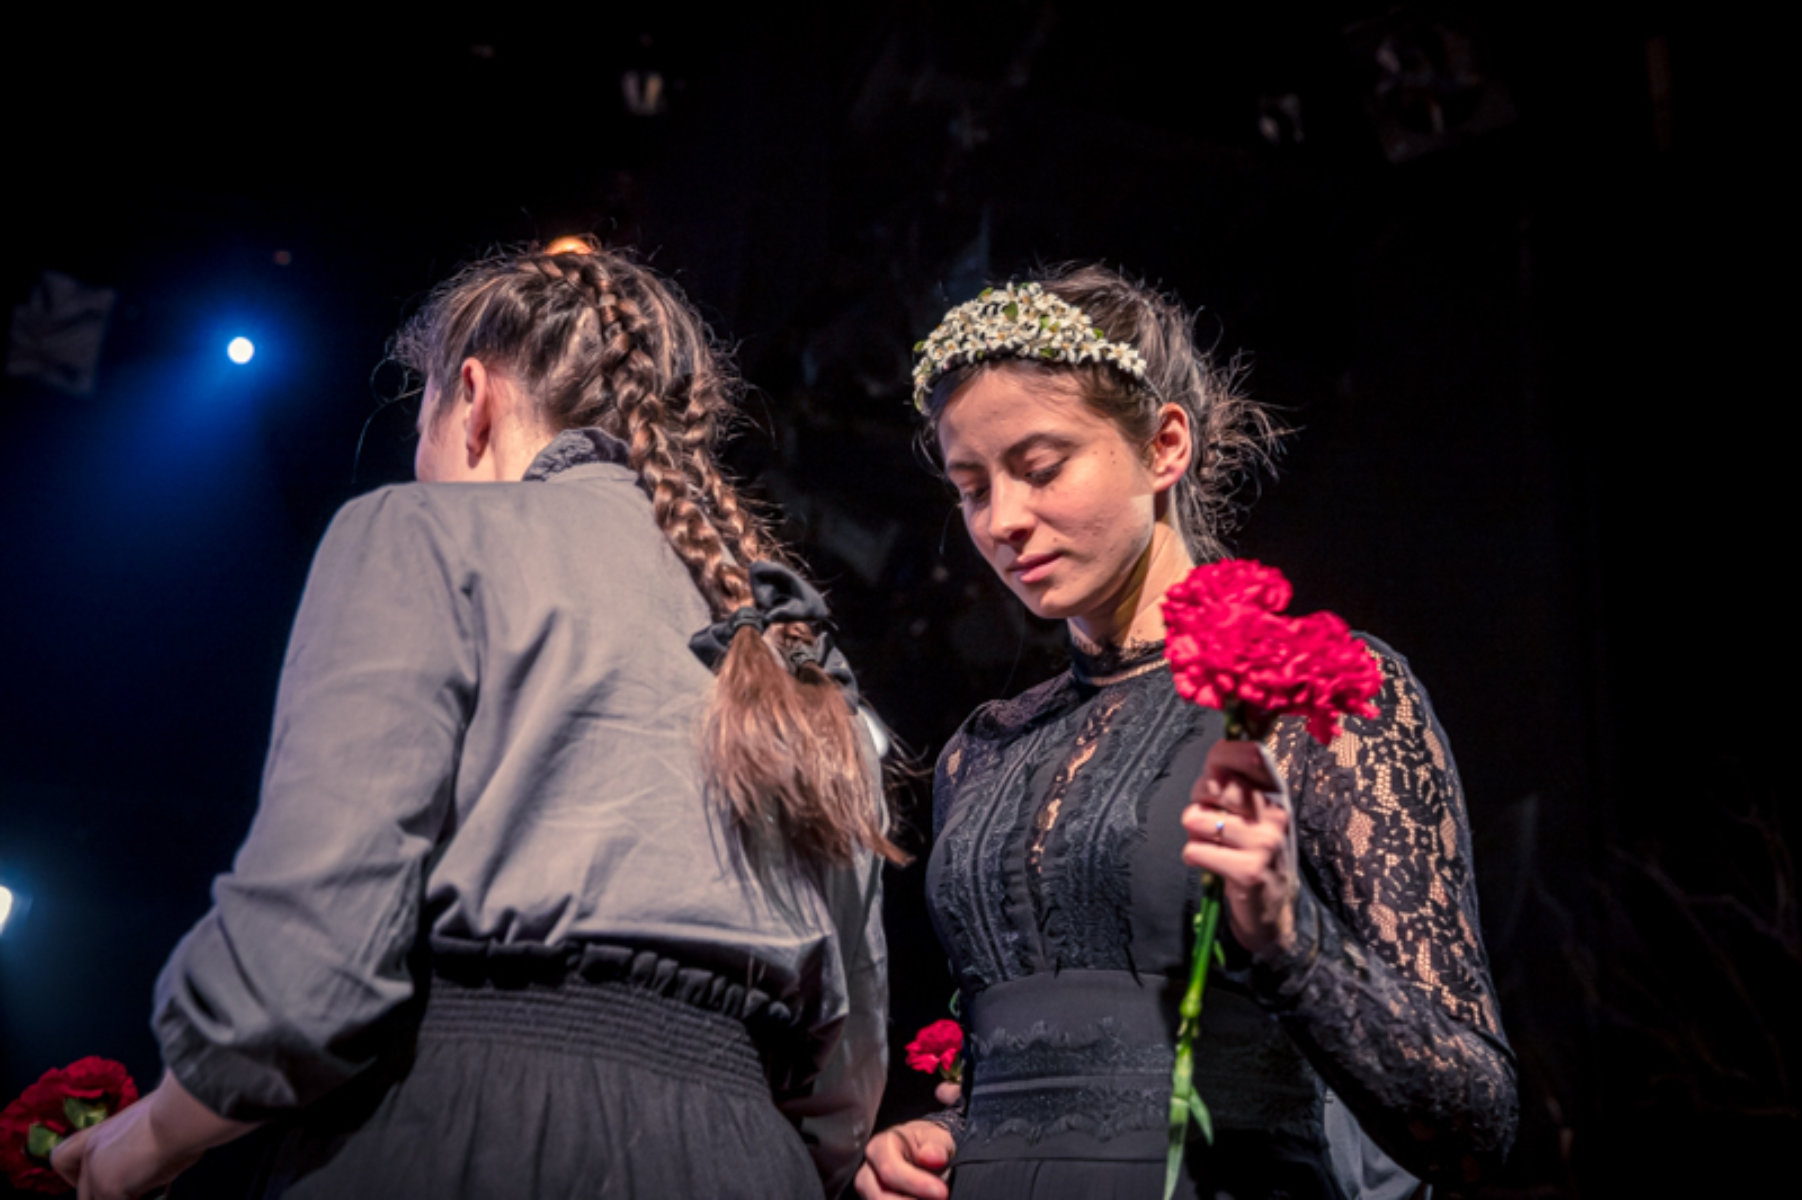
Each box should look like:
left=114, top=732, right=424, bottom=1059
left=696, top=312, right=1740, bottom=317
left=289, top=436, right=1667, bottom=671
left=1069, top=636, right=1170, bottom=687
left=522, top=428, right=632, bottom=481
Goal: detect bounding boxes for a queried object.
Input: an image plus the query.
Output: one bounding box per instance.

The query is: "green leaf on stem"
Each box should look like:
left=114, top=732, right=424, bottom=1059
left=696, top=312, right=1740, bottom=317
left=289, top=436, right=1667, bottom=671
left=1165, top=1094, right=1188, bottom=1200
left=26, top=1123, right=63, bottom=1159
left=64, top=1097, right=109, bottom=1130
left=1189, top=1085, right=1214, bottom=1144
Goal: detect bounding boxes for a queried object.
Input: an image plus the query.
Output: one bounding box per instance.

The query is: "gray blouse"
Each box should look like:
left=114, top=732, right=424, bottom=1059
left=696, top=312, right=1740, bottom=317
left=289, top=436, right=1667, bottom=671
left=152, top=429, right=887, bottom=1185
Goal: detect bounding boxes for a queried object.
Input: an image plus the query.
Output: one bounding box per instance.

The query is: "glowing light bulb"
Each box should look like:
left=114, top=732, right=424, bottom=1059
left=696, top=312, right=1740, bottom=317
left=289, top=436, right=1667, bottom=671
left=227, top=337, right=256, bottom=364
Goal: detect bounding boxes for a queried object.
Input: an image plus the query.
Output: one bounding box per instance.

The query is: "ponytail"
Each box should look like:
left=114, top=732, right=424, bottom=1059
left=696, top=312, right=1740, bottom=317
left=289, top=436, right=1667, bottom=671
left=707, top=624, right=906, bottom=870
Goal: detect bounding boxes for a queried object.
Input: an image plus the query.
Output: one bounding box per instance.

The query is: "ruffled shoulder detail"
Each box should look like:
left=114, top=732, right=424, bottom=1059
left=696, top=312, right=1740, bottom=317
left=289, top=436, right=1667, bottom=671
left=934, top=670, right=1079, bottom=836
left=964, top=670, right=1082, bottom=743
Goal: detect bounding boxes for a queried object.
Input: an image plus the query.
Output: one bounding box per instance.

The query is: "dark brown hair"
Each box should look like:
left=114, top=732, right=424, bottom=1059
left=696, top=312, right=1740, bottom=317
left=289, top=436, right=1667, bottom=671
left=924, top=263, right=1282, bottom=562
left=394, top=240, right=904, bottom=871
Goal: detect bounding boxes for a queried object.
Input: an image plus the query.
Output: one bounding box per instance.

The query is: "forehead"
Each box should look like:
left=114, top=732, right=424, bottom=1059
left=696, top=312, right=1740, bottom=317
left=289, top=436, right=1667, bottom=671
left=935, top=367, right=1119, bottom=465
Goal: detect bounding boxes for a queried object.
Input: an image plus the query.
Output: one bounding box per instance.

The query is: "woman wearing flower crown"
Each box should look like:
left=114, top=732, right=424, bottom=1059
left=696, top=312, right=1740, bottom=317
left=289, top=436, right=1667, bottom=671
left=856, top=266, right=1516, bottom=1200
left=52, top=241, right=895, bottom=1200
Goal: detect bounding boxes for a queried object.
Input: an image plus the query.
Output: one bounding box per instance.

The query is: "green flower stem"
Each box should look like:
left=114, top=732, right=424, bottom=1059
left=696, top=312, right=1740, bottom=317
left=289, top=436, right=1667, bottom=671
left=1165, top=871, right=1223, bottom=1200
left=1167, top=699, right=1264, bottom=1200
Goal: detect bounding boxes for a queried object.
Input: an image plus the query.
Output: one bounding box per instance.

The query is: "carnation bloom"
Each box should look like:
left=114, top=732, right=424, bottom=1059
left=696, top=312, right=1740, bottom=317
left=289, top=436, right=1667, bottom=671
left=1, top=1058, right=138, bottom=1194
left=904, top=1018, right=964, bottom=1078
left=1161, top=560, right=1381, bottom=744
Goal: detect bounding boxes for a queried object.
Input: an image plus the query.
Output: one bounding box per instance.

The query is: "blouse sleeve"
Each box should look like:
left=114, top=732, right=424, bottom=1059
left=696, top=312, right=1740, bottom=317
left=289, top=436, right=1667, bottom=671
left=775, top=709, right=893, bottom=1197
left=1252, top=640, right=1518, bottom=1183
left=779, top=849, right=889, bottom=1198
left=152, top=487, right=476, bottom=1120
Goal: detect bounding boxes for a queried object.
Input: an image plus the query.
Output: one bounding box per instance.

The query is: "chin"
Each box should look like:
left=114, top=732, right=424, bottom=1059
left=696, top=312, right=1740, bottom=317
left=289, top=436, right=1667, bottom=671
left=1007, top=583, right=1082, bottom=623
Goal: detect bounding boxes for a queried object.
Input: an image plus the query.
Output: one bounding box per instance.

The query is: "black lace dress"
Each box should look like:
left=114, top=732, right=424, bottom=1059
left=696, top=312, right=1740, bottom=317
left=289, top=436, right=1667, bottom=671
left=925, top=638, right=1517, bottom=1199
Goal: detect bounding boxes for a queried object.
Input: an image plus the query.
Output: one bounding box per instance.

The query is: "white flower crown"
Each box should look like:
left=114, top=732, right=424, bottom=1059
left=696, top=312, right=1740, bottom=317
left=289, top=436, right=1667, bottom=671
left=910, top=281, right=1150, bottom=413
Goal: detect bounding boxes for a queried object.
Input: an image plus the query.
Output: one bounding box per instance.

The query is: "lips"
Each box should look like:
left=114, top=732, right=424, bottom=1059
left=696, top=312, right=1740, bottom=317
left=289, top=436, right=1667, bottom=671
left=1007, top=552, right=1061, bottom=584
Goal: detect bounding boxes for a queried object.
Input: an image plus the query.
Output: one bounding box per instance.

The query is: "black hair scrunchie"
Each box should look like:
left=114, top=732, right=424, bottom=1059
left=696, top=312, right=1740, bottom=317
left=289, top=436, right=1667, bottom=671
left=723, top=607, right=768, bottom=636
left=687, top=562, right=862, bottom=708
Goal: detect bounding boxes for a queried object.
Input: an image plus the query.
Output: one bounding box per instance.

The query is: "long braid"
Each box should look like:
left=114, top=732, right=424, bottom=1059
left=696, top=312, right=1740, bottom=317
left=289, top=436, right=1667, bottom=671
left=393, top=241, right=904, bottom=870
left=553, top=253, right=751, bottom=613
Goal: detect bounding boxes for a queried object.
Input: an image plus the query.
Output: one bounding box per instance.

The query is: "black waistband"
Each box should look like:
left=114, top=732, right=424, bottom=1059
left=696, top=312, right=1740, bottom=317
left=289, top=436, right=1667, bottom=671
left=960, top=970, right=1322, bottom=1163
left=419, top=939, right=795, bottom=1098
left=417, top=973, right=773, bottom=1098
left=428, top=935, right=798, bottom=1028
left=959, top=971, right=1174, bottom=1160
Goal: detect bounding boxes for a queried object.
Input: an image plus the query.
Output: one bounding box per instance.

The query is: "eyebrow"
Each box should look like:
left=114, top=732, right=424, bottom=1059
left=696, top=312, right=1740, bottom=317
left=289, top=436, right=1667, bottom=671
left=944, top=431, right=1080, bottom=474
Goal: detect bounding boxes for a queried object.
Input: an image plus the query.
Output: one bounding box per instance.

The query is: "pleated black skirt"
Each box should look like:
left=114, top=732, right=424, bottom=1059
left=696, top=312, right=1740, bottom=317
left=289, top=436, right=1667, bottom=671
left=191, top=972, right=822, bottom=1200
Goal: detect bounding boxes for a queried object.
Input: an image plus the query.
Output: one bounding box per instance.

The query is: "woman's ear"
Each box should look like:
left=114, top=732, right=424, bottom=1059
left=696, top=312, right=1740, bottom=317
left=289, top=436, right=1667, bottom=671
left=458, top=357, right=497, bottom=470
left=1148, top=402, right=1193, bottom=493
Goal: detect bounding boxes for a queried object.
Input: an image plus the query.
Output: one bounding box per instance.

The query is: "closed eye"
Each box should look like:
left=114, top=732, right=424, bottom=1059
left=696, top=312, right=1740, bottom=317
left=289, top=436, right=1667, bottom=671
left=949, top=474, right=989, bottom=505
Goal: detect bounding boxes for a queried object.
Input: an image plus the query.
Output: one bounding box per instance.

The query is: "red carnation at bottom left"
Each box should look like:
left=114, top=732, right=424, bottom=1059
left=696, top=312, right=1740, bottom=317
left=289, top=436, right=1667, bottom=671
left=905, top=1018, right=964, bottom=1082
left=0, top=1058, right=139, bottom=1194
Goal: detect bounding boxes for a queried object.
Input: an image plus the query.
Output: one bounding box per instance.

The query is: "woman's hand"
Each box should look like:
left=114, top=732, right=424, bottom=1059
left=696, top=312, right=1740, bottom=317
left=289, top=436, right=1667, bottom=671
left=49, top=1098, right=199, bottom=1200
left=1180, top=738, right=1298, bottom=957
left=50, top=1072, right=251, bottom=1200
left=854, top=1119, right=956, bottom=1200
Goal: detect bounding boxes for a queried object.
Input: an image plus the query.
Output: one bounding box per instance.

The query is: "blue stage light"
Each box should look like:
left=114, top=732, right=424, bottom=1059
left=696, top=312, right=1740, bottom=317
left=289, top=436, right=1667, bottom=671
left=227, top=336, right=256, bottom=364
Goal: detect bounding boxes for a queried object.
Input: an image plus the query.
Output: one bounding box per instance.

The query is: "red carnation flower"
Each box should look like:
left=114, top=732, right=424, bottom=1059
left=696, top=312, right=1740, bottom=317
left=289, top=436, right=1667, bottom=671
left=1, top=1058, right=139, bottom=1194
left=1162, top=560, right=1381, bottom=744
left=904, top=1019, right=964, bottom=1080
left=1163, top=557, right=1291, bottom=617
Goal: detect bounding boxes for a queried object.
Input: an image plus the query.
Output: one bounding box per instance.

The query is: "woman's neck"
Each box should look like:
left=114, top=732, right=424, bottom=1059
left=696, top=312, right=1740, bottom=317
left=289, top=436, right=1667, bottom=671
left=1067, top=522, right=1194, bottom=652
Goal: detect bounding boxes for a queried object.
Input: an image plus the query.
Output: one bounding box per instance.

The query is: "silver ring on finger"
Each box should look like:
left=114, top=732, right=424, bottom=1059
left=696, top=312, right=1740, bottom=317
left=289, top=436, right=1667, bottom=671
left=1213, top=817, right=1227, bottom=842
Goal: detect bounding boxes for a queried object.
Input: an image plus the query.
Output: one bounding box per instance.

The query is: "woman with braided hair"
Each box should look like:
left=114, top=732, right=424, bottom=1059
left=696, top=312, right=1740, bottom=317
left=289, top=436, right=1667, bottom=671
left=52, top=241, right=896, bottom=1200
left=856, top=265, right=1515, bottom=1199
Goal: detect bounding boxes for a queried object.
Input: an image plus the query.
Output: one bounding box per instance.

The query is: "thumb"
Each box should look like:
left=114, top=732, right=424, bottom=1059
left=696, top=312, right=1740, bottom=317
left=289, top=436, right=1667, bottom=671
left=50, top=1126, right=90, bottom=1186
left=906, top=1126, right=951, bottom=1170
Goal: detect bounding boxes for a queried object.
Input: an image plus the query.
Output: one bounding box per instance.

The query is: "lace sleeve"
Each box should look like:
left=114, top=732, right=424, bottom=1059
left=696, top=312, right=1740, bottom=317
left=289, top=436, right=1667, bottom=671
left=1254, top=640, right=1518, bottom=1183
left=917, top=1104, right=967, bottom=1142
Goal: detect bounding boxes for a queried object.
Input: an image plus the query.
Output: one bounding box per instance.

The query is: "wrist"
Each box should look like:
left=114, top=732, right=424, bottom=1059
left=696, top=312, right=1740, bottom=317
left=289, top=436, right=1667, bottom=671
left=146, top=1071, right=254, bottom=1160
left=916, top=1108, right=964, bottom=1145
left=1249, top=886, right=1323, bottom=1008
left=1266, top=898, right=1298, bottom=956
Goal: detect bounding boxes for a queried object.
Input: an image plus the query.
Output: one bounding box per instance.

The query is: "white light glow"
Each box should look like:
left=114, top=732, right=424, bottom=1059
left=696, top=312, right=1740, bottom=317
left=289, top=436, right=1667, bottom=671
left=227, top=336, right=256, bottom=364
left=0, top=886, right=13, bottom=934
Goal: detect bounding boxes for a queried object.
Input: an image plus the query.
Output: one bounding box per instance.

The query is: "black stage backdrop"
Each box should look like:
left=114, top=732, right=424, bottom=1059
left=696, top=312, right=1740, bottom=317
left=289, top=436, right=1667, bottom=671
left=1, top=6, right=1786, bottom=1196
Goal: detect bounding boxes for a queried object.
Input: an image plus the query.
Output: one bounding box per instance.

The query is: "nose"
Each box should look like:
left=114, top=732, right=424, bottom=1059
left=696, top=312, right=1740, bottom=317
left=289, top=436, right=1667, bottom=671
left=984, top=476, right=1033, bottom=546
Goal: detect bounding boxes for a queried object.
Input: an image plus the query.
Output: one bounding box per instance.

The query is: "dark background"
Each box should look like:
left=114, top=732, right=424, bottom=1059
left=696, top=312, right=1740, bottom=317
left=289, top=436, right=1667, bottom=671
left=1, top=5, right=1788, bottom=1196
